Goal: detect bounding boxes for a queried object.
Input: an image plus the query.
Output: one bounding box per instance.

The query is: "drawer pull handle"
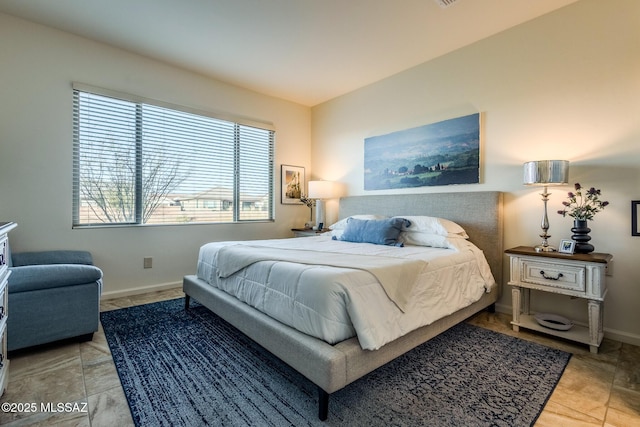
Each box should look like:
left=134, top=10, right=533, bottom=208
left=540, top=270, right=563, bottom=280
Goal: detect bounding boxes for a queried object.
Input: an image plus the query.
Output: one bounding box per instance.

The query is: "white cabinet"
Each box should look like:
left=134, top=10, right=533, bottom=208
left=506, top=246, right=612, bottom=354
left=0, top=222, right=16, bottom=395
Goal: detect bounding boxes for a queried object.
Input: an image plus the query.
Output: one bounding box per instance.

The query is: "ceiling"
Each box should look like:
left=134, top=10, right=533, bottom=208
left=0, top=0, right=578, bottom=106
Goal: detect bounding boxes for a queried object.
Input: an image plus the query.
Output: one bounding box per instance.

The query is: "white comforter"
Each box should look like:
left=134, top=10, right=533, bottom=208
left=196, top=236, right=495, bottom=350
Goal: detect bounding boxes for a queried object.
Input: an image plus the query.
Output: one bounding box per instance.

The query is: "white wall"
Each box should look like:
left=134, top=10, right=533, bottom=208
left=0, top=13, right=312, bottom=297
left=311, top=0, right=640, bottom=345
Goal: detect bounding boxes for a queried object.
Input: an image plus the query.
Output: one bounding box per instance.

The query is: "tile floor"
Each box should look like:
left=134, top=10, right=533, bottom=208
left=0, top=287, right=638, bottom=426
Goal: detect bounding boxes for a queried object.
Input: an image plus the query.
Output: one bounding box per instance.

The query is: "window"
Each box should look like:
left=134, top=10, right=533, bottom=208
left=72, top=84, right=274, bottom=226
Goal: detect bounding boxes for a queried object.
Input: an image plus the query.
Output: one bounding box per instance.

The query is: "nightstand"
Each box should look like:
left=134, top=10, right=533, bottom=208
left=291, top=228, right=331, bottom=237
left=505, top=246, right=613, bottom=353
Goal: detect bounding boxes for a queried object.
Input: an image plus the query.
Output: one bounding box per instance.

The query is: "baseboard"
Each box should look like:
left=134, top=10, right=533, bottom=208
left=101, top=281, right=182, bottom=300
left=494, top=303, right=640, bottom=348
left=494, top=303, right=511, bottom=316
left=601, top=327, right=640, bottom=348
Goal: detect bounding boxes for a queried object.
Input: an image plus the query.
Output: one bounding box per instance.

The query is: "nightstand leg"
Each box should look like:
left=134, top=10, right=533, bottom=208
left=522, top=288, right=531, bottom=315
left=588, top=299, right=603, bottom=354
left=511, top=287, right=521, bottom=332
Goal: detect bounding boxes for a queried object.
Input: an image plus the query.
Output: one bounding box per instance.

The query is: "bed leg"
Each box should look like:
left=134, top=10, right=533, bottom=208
left=318, top=387, right=329, bottom=421
left=185, top=294, right=191, bottom=310
left=488, top=303, right=495, bottom=313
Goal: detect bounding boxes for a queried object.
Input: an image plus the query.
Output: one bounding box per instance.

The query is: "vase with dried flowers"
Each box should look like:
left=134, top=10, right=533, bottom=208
left=557, top=183, right=609, bottom=253
left=300, top=194, right=316, bottom=228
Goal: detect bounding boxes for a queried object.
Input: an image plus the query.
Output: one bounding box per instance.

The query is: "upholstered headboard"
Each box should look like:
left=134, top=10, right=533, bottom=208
left=339, top=191, right=504, bottom=286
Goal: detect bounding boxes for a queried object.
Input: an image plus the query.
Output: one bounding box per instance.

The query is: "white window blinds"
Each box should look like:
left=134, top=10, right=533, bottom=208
left=72, top=84, right=274, bottom=226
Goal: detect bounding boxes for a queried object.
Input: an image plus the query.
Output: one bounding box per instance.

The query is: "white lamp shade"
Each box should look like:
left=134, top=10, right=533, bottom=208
left=523, top=160, right=569, bottom=186
left=308, top=181, right=335, bottom=199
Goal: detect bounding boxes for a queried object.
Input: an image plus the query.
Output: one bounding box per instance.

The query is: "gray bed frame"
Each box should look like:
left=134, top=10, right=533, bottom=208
left=183, top=191, right=503, bottom=421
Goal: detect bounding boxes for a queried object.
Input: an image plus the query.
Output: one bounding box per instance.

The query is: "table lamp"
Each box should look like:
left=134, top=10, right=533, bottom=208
left=308, top=181, right=335, bottom=230
left=523, top=160, right=569, bottom=252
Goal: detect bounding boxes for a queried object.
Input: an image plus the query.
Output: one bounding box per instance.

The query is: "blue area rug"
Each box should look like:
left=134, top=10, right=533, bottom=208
left=101, top=298, right=571, bottom=426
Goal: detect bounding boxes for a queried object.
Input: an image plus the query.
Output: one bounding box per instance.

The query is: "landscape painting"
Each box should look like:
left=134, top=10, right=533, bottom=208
left=364, top=113, right=480, bottom=190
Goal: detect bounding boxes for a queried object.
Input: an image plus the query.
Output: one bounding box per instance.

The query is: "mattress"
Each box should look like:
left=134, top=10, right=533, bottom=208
left=196, top=235, right=495, bottom=350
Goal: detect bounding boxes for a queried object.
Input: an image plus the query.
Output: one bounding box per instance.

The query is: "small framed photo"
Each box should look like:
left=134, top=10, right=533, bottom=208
left=558, top=239, right=575, bottom=254
left=632, top=200, right=640, bottom=236
left=281, top=164, right=305, bottom=204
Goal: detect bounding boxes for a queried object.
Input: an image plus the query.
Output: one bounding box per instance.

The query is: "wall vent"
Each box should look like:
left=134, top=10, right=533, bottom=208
left=434, top=0, right=460, bottom=8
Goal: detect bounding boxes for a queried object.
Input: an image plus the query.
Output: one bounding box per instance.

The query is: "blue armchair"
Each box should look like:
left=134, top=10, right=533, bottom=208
left=7, top=249, right=103, bottom=352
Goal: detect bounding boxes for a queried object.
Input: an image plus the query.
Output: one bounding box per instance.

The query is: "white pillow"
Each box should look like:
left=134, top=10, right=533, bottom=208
left=399, top=232, right=462, bottom=249
left=329, top=215, right=389, bottom=230
left=392, top=215, right=468, bottom=239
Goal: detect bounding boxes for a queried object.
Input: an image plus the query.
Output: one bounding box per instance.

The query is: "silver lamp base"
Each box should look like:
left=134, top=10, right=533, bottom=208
left=533, top=185, right=557, bottom=252
left=535, top=244, right=556, bottom=252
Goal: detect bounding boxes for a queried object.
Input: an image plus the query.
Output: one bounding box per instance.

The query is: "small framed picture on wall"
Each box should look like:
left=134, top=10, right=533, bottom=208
left=632, top=200, right=640, bottom=236
left=281, top=164, right=304, bottom=204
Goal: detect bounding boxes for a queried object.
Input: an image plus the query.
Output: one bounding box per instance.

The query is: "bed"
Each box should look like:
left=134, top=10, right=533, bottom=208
left=183, top=191, right=503, bottom=420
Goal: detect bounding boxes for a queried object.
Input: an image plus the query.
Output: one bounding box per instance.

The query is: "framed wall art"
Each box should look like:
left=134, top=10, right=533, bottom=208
left=632, top=200, right=640, bottom=236
left=281, top=164, right=304, bottom=204
left=364, top=113, right=480, bottom=190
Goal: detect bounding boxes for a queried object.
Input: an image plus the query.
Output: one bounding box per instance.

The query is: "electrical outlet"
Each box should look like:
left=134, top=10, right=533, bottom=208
left=144, top=257, right=153, bottom=269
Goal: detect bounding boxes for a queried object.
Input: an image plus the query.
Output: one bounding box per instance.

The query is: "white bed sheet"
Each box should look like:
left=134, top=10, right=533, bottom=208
left=196, top=235, right=495, bottom=350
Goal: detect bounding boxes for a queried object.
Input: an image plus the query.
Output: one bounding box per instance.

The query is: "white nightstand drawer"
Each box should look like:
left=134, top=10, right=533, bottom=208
left=520, top=259, right=585, bottom=292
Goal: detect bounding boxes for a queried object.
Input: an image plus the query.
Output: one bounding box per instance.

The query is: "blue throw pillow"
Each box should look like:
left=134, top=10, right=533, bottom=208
left=334, top=217, right=410, bottom=246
